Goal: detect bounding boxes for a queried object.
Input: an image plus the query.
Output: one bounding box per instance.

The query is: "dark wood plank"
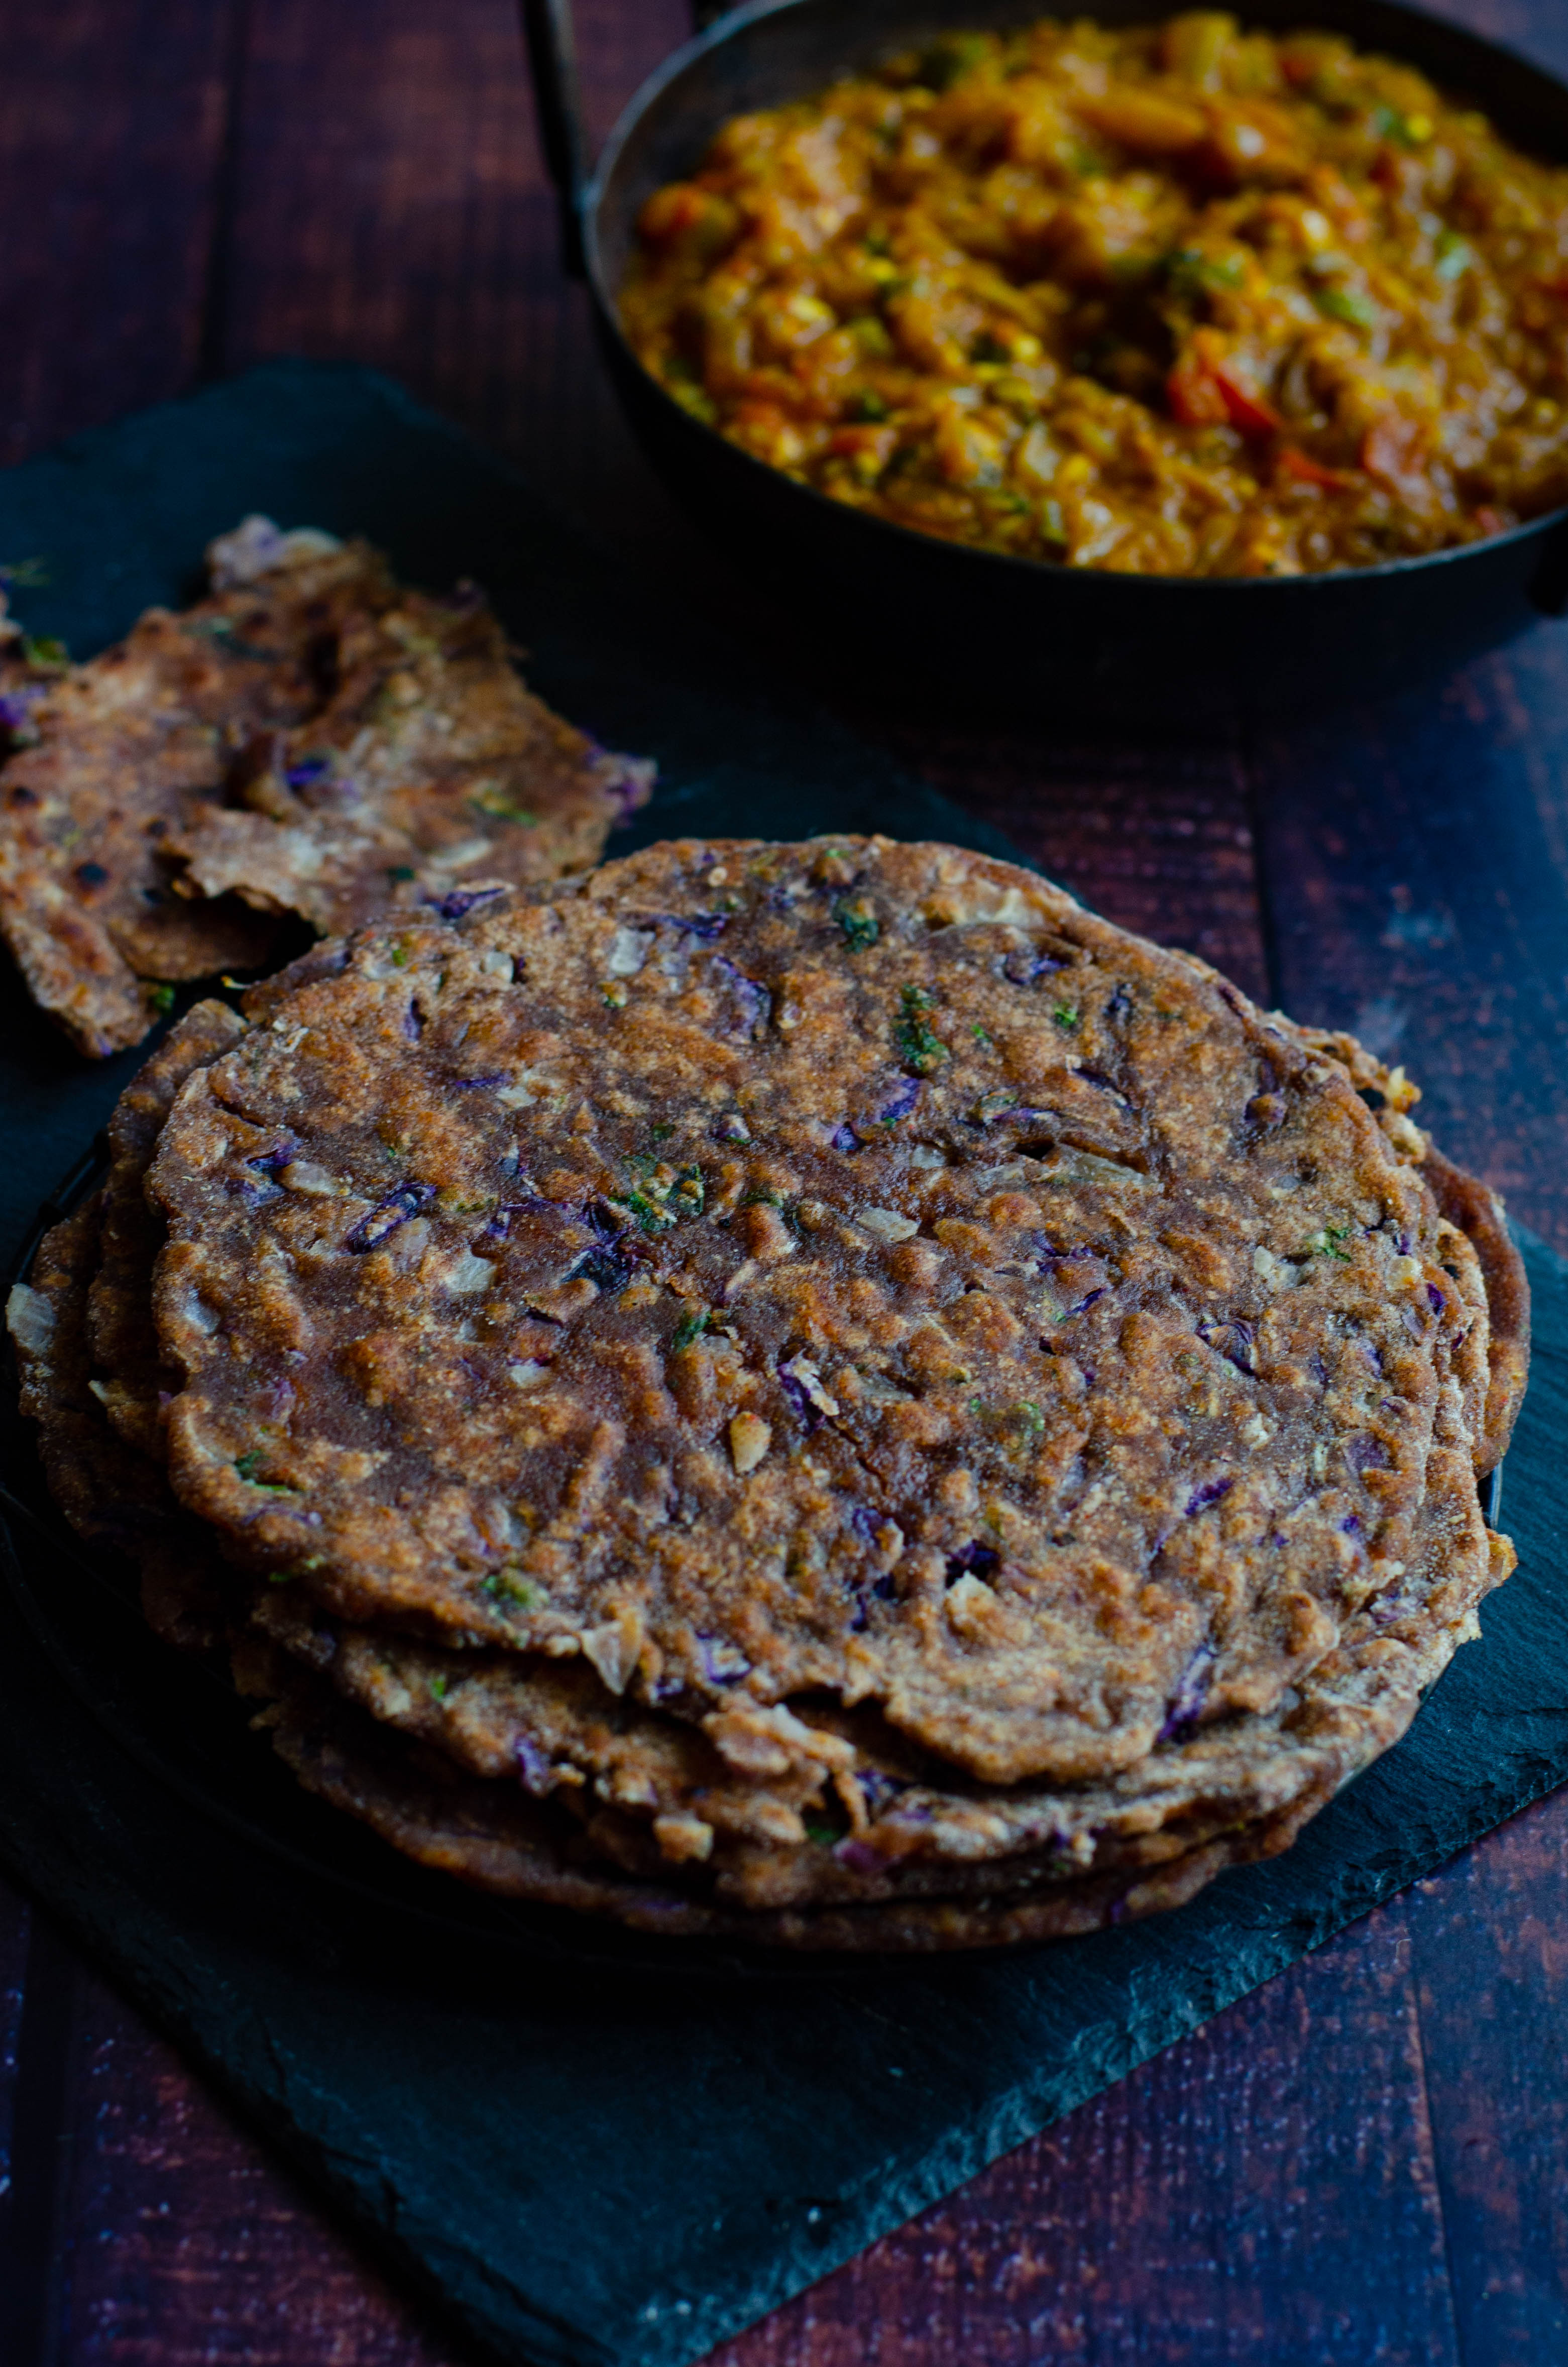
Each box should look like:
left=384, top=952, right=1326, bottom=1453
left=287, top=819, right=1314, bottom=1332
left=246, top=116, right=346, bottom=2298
left=0, top=1871, right=32, bottom=2225
left=868, top=723, right=1267, bottom=1001
left=1249, top=635, right=1568, bottom=1252
left=37, top=1954, right=459, bottom=2367
left=0, top=0, right=243, bottom=468
left=1407, top=1793, right=1568, bottom=2365
left=215, top=0, right=699, bottom=568
left=714, top=1894, right=1463, bottom=2367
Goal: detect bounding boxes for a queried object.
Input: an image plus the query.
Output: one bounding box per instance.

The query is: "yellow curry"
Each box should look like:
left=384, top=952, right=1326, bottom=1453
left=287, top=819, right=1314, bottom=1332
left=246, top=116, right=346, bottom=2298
left=621, top=14, right=1568, bottom=575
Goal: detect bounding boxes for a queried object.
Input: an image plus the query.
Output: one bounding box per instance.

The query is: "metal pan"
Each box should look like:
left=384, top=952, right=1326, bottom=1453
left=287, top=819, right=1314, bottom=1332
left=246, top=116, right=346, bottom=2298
left=521, top=0, right=1568, bottom=722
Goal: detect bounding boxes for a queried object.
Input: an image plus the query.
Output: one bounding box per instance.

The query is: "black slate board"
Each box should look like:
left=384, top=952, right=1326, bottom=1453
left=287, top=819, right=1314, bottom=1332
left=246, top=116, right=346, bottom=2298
left=2, top=362, right=1566, bottom=2367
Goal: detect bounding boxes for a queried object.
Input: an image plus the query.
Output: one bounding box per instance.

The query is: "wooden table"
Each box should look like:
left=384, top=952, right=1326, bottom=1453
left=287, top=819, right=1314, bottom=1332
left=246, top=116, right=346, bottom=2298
left=4, top=2, right=1568, bottom=2358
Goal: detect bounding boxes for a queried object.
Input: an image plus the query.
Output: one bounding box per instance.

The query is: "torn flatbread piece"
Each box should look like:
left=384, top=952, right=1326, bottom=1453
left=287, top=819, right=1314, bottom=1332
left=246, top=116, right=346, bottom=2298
left=0, top=532, right=390, bottom=1056
left=169, top=574, right=653, bottom=938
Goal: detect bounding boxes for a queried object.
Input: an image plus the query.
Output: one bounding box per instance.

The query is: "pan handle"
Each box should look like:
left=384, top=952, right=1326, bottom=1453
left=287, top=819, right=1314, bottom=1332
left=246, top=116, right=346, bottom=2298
left=520, top=0, right=733, bottom=279
left=520, top=0, right=592, bottom=277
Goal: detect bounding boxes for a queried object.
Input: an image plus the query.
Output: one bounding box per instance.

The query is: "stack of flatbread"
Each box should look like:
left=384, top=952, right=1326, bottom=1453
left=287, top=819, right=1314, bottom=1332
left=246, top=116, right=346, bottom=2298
left=7, top=837, right=1529, bottom=1951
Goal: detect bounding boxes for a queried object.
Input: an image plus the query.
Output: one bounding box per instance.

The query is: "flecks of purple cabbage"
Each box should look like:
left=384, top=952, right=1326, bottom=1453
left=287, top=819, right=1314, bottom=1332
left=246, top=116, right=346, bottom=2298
left=1184, top=1476, right=1233, bottom=1517
left=1395, top=1230, right=1412, bottom=1256
left=712, top=1110, right=750, bottom=1143
left=403, top=1001, right=423, bottom=1042
left=1060, top=1287, right=1108, bottom=1320
left=569, top=1244, right=634, bottom=1293
left=780, top=1352, right=837, bottom=1427
left=246, top=1142, right=299, bottom=1177
left=0, top=684, right=47, bottom=739
left=651, top=911, right=728, bottom=942
left=1341, top=1513, right=1363, bottom=1536
left=697, top=1633, right=750, bottom=1685
left=849, top=1507, right=882, bottom=1546
left=515, top=1736, right=560, bottom=1797
left=777, top=1363, right=814, bottom=1428
left=229, top=1175, right=282, bottom=1207
left=1361, top=1341, right=1384, bottom=1376
left=432, top=885, right=505, bottom=922
left=945, top=1540, right=1000, bottom=1584
left=1104, top=982, right=1133, bottom=1027
left=1157, top=1641, right=1215, bottom=1743
left=1198, top=1318, right=1256, bottom=1375
left=1427, top=1282, right=1445, bottom=1314
left=344, top=1181, right=436, bottom=1252
left=1001, top=949, right=1064, bottom=985
left=1309, top=1349, right=1331, bottom=1387
left=284, top=753, right=331, bottom=789
left=976, top=1097, right=1058, bottom=1129
left=1346, top=1435, right=1389, bottom=1476
left=827, top=1121, right=859, bottom=1154
left=856, top=1768, right=912, bottom=1817
left=711, top=956, right=771, bottom=1037
left=832, top=1838, right=883, bottom=1874
left=450, top=1072, right=508, bottom=1092
left=861, top=1076, right=922, bottom=1133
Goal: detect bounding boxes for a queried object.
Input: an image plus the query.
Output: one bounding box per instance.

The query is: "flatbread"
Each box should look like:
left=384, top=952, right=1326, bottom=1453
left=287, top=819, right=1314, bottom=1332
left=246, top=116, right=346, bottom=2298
left=0, top=532, right=388, bottom=1056
left=169, top=578, right=652, bottom=937
left=258, top=1672, right=1318, bottom=1954
left=147, top=836, right=1515, bottom=1789
left=0, top=515, right=652, bottom=1058
left=88, top=999, right=249, bottom=1458
left=6, top=1195, right=227, bottom=1653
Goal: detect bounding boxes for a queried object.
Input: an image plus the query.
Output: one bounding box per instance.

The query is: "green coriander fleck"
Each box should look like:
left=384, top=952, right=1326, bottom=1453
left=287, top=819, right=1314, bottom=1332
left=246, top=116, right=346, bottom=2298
left=835, top=894, right=880, bottom=951
left=896, top=982, right=949, bottom=1074
left=483, top=1569, right=548, bottom=1613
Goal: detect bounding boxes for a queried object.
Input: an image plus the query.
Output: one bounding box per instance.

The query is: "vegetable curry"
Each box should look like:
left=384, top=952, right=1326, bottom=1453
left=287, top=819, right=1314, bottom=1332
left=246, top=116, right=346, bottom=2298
left=620, top=14, right=1568, bottom=575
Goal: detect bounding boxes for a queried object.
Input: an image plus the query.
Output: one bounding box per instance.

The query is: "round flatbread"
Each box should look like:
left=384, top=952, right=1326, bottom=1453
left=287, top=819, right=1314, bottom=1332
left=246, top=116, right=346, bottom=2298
left=147, top=836, right=1511, bottom=1789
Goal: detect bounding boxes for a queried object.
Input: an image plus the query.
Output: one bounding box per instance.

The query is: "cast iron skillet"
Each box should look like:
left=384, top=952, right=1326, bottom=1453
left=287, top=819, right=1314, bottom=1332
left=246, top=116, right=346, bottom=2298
left=521, top=0, right=1568, bottom=722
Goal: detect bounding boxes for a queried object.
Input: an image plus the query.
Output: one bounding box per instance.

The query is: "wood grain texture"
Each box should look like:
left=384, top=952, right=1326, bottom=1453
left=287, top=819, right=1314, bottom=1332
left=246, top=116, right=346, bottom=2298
left=712, top=1896, right=1465, bottom=2367
left=0, top=0, right=242, bottom=469
left=1409, top=1798, right=1568, bottom=2364
left=215, top=0, right=702, bottom=574
left=0, top=1874, right=31, bottom=2226
left=2, top=0, right=1568, bottom=2357
left=0, top=1878, right=453, bottom=2367
left=1250, top=634, right=1568, bottom=1252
